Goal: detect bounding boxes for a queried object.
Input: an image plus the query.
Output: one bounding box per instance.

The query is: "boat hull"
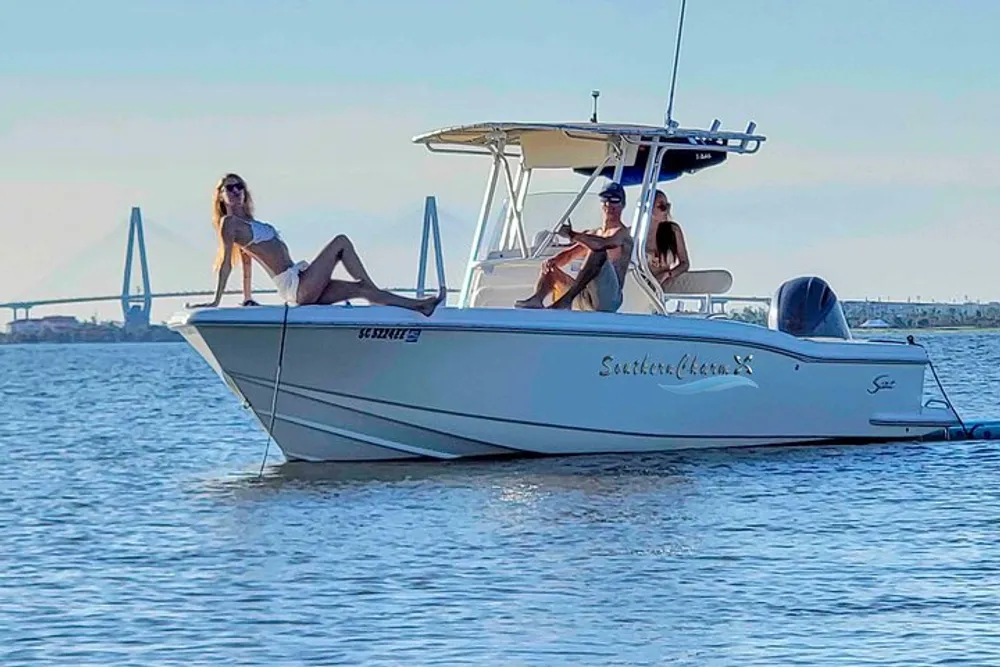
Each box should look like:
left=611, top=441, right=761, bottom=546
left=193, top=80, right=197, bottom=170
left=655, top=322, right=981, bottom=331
left=170, top=305, right=957, bottom=462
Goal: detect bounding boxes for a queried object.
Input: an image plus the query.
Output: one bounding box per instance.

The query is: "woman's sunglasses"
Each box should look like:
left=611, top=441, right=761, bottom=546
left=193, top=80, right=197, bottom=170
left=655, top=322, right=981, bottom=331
left=223, top=182, right=245, bottom=193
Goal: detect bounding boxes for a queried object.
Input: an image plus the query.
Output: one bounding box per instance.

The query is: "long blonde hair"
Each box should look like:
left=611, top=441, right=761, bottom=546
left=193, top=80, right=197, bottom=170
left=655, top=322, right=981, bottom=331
left=212, top=172, right=256, bottom=270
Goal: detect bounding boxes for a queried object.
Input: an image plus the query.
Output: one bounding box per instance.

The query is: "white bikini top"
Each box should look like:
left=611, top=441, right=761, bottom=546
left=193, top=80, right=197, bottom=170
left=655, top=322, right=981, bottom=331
left=246, top=219, right=280, bottom=245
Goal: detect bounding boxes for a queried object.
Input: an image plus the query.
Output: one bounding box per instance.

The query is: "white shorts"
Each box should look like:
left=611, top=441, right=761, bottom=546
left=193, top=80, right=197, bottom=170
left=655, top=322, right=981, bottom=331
left=273, top=261, right=309, bottom=305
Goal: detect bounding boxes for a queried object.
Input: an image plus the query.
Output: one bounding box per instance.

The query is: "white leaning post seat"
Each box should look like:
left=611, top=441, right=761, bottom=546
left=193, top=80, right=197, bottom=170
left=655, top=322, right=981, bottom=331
left=662, top=269, right=734, bottom=296
left=620, top=267, right=734, bottom=315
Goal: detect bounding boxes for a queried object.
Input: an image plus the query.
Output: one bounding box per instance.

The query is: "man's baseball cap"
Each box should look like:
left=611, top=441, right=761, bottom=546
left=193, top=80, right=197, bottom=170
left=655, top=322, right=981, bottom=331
left=598, top=181, right=626, bottom=203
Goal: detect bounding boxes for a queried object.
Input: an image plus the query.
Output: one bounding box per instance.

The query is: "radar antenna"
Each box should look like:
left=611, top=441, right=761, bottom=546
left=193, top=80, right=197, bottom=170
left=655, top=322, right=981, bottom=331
left=664, top=0, right=688, bottom=128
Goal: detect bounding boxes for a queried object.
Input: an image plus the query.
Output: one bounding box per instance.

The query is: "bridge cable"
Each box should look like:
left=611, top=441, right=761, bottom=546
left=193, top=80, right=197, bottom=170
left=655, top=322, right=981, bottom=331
left=259, top=302, right=291, bottom=478
left=20, top=220, right=129, bottom=301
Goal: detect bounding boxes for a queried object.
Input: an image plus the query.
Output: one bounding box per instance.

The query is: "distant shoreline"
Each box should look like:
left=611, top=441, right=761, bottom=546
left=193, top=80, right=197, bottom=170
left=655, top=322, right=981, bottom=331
left=728, top=304, right=1000, bottom=332
left=0, top=324, right=183, bottom=345
left=858, top=326, right=1000, bottom=333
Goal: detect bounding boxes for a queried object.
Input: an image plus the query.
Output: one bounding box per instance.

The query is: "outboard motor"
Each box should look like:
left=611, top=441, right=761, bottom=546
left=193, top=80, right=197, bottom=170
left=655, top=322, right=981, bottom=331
left=767, top=276, right=852, bottom=340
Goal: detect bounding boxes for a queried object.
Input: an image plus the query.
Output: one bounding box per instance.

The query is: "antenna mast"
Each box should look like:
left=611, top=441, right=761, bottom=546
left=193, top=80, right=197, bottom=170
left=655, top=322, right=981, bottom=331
left=664, top=0, right=688, bottom=128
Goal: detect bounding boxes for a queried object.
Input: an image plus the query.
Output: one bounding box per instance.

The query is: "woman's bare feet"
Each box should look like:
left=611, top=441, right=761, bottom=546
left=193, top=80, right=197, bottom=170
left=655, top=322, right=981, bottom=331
left=417, top=285, right=448, bottom=317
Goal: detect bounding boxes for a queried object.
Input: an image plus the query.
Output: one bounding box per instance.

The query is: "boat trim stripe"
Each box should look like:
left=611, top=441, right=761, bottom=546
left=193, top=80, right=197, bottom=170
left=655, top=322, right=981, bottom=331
left=234, top=372, right=525, bottom=455
left=197, top=319, right=928, bottom=366
left=259, top=409, right=462, bottom=459
left=231, top=371, right=941, bottom=441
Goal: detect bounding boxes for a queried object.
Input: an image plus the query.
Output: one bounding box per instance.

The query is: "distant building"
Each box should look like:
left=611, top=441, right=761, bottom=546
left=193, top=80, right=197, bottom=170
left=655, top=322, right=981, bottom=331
left=8, top=315, right=80, bottom=336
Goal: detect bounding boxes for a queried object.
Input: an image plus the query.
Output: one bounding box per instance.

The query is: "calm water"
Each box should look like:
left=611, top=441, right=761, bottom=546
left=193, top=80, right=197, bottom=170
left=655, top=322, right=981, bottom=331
left=2, top=330, right=1000, bottom=665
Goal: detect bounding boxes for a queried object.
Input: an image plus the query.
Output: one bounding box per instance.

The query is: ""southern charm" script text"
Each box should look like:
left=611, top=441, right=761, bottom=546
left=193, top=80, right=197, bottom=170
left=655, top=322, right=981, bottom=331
left=599, top=353, right=753, bottom=379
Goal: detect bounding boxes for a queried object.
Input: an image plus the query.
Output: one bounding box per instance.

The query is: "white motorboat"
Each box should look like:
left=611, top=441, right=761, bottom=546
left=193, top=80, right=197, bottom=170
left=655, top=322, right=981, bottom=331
left=169, top=116, right=962, bottom=462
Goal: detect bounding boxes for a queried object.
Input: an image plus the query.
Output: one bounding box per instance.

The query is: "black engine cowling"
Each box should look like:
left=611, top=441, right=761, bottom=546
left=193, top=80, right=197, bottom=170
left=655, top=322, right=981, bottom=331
left=767, top=276, right=852, bottom=340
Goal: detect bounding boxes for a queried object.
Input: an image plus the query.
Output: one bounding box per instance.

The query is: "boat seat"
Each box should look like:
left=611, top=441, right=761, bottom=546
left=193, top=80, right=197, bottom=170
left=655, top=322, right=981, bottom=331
left=660, top=269, right=733, bottom=296
left=619, top=266, right=734, bottom=315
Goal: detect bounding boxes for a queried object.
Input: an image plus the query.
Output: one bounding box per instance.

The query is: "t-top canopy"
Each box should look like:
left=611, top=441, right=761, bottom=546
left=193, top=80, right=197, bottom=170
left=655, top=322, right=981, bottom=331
left=412, top=121, right=765, bottom=184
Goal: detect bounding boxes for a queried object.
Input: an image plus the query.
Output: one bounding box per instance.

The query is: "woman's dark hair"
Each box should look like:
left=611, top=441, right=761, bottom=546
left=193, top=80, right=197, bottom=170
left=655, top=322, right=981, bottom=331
left=655, top=220, right=678, bottom=260
left=653, top=190, right=677, bottom=259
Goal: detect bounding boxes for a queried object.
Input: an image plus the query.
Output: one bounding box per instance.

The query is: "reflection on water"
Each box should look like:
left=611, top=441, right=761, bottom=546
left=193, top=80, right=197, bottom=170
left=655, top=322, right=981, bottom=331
left=2, top=334, right=1000, bottom=665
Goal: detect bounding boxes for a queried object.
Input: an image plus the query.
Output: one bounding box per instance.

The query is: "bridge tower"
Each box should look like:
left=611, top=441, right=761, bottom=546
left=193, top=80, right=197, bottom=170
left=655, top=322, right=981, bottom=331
left=121, top=206, right=152, bottom=331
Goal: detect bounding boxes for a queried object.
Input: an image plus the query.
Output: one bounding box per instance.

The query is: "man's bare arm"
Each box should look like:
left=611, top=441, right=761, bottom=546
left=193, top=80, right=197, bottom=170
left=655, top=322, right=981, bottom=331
left=567, top=227, right=628, bottom=251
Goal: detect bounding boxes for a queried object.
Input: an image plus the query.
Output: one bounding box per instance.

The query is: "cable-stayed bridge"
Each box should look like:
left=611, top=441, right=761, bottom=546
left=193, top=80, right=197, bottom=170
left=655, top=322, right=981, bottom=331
left=0, top=203, right=460, bottom=327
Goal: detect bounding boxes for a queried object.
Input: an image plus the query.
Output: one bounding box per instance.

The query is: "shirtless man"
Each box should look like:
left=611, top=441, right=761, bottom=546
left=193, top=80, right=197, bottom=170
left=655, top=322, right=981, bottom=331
left=514, top=181, right=633, bottom=312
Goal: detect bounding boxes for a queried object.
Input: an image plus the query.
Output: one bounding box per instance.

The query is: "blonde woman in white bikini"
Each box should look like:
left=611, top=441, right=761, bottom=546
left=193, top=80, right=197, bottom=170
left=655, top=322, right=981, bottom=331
left=187, top=173, right=445, bottom=315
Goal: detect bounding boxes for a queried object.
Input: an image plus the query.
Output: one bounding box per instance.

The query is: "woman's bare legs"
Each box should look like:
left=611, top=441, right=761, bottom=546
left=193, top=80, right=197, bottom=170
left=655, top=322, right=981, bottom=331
left=297, top=234, right=378, bottom=304
left=293, top=233, right=444, bottom=315
left=312, top=279, right=446, bottom=316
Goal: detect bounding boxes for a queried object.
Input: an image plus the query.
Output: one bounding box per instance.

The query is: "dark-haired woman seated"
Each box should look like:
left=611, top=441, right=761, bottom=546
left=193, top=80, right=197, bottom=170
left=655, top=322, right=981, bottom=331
left=646, top=190, right=690, bottom=288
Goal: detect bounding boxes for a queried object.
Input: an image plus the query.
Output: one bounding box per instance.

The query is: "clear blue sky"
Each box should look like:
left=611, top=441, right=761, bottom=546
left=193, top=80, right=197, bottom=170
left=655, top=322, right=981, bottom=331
left=2, top=0, right=998, bottom=324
